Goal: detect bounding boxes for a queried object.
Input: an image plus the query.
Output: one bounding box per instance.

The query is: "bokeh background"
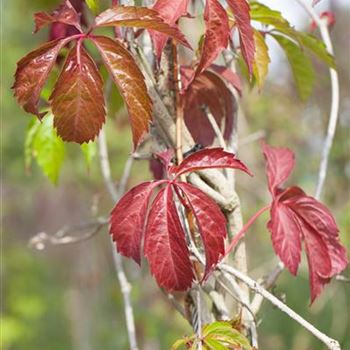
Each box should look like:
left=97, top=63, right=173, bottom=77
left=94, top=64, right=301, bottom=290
left=2, top=0, right=349, bottom=349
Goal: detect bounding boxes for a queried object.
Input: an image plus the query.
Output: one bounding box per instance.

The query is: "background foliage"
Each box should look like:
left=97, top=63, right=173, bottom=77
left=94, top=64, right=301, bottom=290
left=2, top=0, right=349, bottom=349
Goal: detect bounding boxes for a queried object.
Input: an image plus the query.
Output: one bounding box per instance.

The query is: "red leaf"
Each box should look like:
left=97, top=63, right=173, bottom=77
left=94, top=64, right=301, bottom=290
left=49, top=43, right=105, bottom=143
left=175, top=182, right=227, bottom=278
left=181, top=67, right=236, bottom=145
left=289, top=193, right=348, bottom=277
left=12, top=38, right=70, bottom=118
left=150, top=0, right=190, bottom=60
left=170, top=147, right=252, bottom=178
left=267, top=188, right=304, bottom=275
left=144, top=185, right=195, bottom=290
left=264, top=143, right=348, bottom=302
left=110, top=181, right=164, bottom=265
left=227, top=0, right=255, bottom=75
left=262, top=142, right=295, bottom=195
left=34, top=0, right=82, bottom=34
left=94, top=5, right=191, bottom=50
left=195, top=0, right=230, bottom=76
left=210, top=64, right=242, bottom=94
left=92, top=36, right=152, bottom=148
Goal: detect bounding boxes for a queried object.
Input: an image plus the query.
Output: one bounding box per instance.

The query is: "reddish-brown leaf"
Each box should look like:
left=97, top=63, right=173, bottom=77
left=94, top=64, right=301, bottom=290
left=175, top=182, right=227, bottom=278
left=13, top=38, right=70, bottom=118
left=34, top=0, right=82, bottom=34
left=195, top=0, right=230, bottom=76
left=150, top=0, right=190, bottom=60
left=144, top=185, right=195, bottom=290
left=110, top=181, right=165, bottom=265
left=92, top=35, right=152, bottom=148
left=227, top=0, right=255, bottom=75
left=170, top=147, right=252, bottom=178
left=181, top=67, right=236, bottom=145
left=94, top=5, right=191, bottom=49
left=263, top=143, right=348, bottom=302
left=262, top=141, right=295, bottom=195
left=49, top=43, right=105, bottom=143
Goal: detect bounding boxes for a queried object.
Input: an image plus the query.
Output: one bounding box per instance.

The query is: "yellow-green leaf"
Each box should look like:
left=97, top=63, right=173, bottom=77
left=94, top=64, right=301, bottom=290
left=272, top=34, right=315, bottom=100
left=86, top=0, right=99, bottom=14
left=25, top=114, right=65, bottom=184
left=253, top=30, right=270, bottom=89
left=81, top=141, right=97, bottom=169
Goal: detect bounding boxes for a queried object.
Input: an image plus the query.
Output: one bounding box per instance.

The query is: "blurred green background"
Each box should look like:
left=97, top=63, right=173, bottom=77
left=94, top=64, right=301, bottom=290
left=2, top=0, right=349, bottom=349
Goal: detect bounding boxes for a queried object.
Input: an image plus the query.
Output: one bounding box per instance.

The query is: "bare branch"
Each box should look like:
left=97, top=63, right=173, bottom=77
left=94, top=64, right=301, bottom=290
left=251, top=262, right=285, bottom=315
left=220, top=264, right=341, bottom=350
left=295, top=0, right=340, bottom=200
left=335, top=275, right=350, bottom=283
left=204, top=107, right=227, bottom=149
left=28, top=217, right=108, bottom=250
left=98, top=127, right=139, bottom=350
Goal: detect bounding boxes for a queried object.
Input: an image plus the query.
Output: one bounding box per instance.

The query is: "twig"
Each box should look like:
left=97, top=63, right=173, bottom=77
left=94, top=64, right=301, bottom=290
left=28, top=217, right=108, bottom=249
left=117, top=156, right=134, bottom=198
left=250, top=262, right=285, bottom=315
left=220, top=264, right=341, bottom=350
left=335, top=275, right=350, bottom=283
left=98, top=127, right=139, bottom=350
left=196, top=286, right=203, bottom=350
left=295, top=0, right=340, bottom=200
left=239, top=130, right=266, bottom=147
left=160, top=289, right=188, bottom=320
left=204, top=107, right=227, bottom=149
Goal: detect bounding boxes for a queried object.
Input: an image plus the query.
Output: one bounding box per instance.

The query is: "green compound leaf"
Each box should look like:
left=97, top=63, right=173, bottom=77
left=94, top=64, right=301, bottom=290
left=272, top=34, right=315, bottom=100
left=25, top=113, right=65, bottom=184
left=172, top=321, right=251, bottom=350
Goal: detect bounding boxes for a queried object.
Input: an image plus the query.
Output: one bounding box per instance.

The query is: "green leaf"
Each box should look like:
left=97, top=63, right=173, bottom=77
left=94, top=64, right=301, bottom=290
left=203, top=322, right=252, bottom=350
left=86, top=0, right=99, bottom=14
left=25, top=114, right=65, bottom=184
left=272, top=34, right=315, bottom=100
left=297, top=32, right=335, bottom=68
left=253, top=30, right=270, bottom=89
left=204, top=338, right=228, bottom=350
left=250, top=2, right=299, bottom=41
left=81, top=141, right=97, bottom=169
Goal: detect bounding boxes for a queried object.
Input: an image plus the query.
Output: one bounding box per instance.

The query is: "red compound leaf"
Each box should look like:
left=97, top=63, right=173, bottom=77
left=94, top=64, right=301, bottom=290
left=263, top=143, right=348, bottom=302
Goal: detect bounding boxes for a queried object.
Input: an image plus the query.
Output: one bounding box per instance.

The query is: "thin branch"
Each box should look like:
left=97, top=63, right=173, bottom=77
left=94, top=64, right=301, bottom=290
left=28, top=217, right=108, bottom=249
left=335, top=275, right=350, bottom=283
left=204, top=107, right=227, bottom=149
left=98, top=127, right=139, bottom=350
left=240, top=130, right=266, bottom=147
left=220, top=264, right=341, bottom=350
left=160, top=289, right=188, bottom=320
left=117, top=156, right=134, bottom=198
left=295, top=0, right=340, bottom=200
left=250, top=262, right=285, bottom=315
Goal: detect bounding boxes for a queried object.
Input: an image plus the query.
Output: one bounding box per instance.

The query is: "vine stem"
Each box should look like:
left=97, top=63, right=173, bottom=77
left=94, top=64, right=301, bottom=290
left=98, top=128, right=139, bottom=350
left=225, top=205, right=270, bottom=256
left=295, top=0, right=340, bottom=200
left=220, top=264, right=341, bottom=350
left=172, top=41, right=184, bottom=166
